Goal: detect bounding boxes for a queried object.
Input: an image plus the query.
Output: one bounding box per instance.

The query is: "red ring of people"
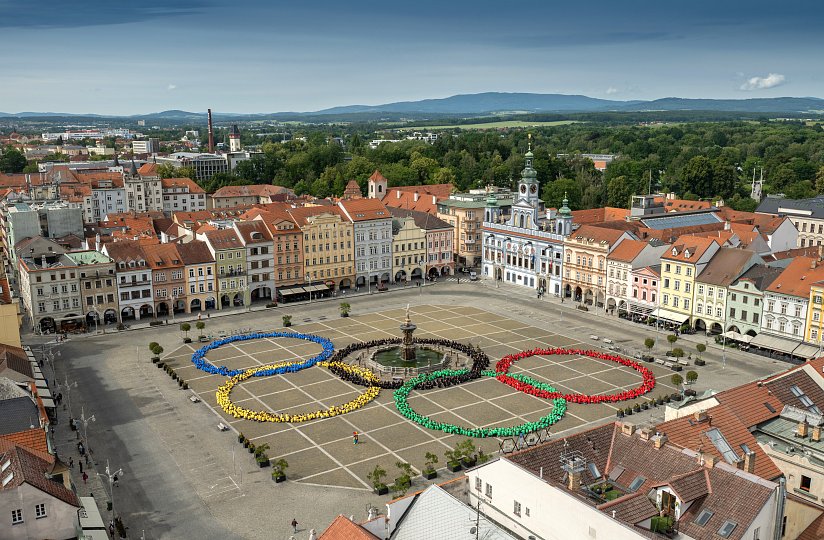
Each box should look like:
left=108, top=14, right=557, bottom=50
left=494, top=348, right=655, bottom=404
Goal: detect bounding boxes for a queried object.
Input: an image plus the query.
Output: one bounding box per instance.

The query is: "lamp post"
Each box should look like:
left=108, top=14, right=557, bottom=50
left=78, top=406, right=95, bottom=454
left=57, top=375, right=77, bottom=418
left=98, top=460, right=124, bottom=525
left=305, top=274, right=311, bottom=303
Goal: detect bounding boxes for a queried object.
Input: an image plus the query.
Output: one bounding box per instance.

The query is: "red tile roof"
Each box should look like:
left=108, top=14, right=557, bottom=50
left=0, top=439, right=80, bottom=507
left=137, top=163, right=158, bottom=176
left=141, top=243, right=183, bottom=270
left=714, top=381, right=783, bottom=427
left=286, top=205, right=345, bottom=227
left=657, top=405, right=783, bottom=480
left=368, top=170, right=387, bottom=183
left=204, top=228, right=244, bottom=249
left=161, top=177, right=205, bottom=193
left=319, top=515, right=379, bottom=540
left=661, top=236, right=717, bottom=263
left=338, top=198, right=391, bottom=222
left=234, top=220, right=273, bottom=244
left=569, top=224, right=628, bottom=246
left=0, top=345, right=33, bottom=380
left=0, top=427, right=49, bottom=455
left=607, top=239, right=648, bottom=263
left=572, top=207, right=630, bottom=225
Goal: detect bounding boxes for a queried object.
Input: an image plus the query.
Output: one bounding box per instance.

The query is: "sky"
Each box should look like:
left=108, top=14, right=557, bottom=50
left=0, top=0, right=822, bottom=115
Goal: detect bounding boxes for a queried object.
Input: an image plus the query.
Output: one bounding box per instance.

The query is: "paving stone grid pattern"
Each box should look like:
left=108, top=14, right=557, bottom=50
left=163, top=304, right=679, bottom=491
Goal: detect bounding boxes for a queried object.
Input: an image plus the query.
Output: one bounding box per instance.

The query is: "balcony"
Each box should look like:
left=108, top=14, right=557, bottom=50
left=483, top=222, right=565, bottom=242
left=219, top=270, right=246, bottom=277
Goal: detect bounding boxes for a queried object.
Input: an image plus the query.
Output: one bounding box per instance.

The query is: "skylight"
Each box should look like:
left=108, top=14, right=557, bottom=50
left=789, top=385, right=821, bottom=414
left=587, top=462, right=601, bottom=479
left=628, top=475, right=646, bottom=492
left=694, top=509, right=714, bottom=526
left=717, top=520, right=737, bottom=538
left=705, top=428, right=740, bottom=464
left=0, top=459, right=9, bottom=473
left=1, top=472, right=13, bottom=487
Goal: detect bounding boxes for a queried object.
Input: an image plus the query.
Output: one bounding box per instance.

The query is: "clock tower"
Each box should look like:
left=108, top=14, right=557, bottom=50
left=518, top=135, right=540, bottom=207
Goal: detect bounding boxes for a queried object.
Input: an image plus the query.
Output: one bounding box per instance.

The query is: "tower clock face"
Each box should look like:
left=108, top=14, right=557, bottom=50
left=520, top=185, right=527, bottom=194
left=530, top=184, right=538, bottom=194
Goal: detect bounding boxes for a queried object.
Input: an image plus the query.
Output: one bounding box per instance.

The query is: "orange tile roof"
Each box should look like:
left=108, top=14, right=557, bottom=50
left=141, top=243, right=183, bottom=269
left=137, top=163, right=158, bottom=176
left=656, top=404, right=783, bottom=480
left=661, top=236, right=717, bottom=263
left=714, top=381, right=783, bottom=428
left=368, top=170, right=387, bottom=183
left=569, top=224, right=628, bottom=246
left=286, top=205, right=345, bottom=227
left=161, top=177, right=205, bottom=193
left=0, top=428, right=49, bottom=455
left=765, top=256, right=824, bottom=298
left=204, top=227, right=244, bottom=249
left=382, top=190, right=443, bottom=214
left=654, top=197, right=712, bottom=212
left=607, top=239, right=648, bottom=263
left=234, top=220, right=273, bottom=243
left=337, top=198, right=391, bottom=222
left=572, top=207, right=630, bottom=225
left=319, top=515, right=379, bottom=540
left=0, top=439, right=80, bottom=507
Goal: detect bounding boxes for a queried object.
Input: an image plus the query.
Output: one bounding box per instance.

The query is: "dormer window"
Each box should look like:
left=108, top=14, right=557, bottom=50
left=671, top=248, right=678, bottom=256
left=684, top=249, right=691, bottom=258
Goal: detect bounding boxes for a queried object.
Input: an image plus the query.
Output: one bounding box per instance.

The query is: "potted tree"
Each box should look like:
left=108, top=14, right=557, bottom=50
left=643, top=338, right=655, bottom=361
left=149, top=342, right=160, bottom=362
left=444, top=448, right=462, bottom=472
left=282, top=314, right=292, bottom=327
left=339, top=302, right=351, bottom=318
left=248, top=442, right=256, bottom=454
left=616, top=407, right=624, bottom=418
left=476, top=448, right=491, bottom=465
left=422, top=452, right=439, bottom=480
left=238, top=432, right=246, bottom=445
left=686, top=370, right=698, bottom=385
left=671, top=373, right=684, bottom=387
left=255, top=443, right=270, bottom=468
left=695, top=343, right=707, bottom=366
left=666, top=334, right=678, bottom=355
left=196, top=321, right=207, bottom=341
left=150, top=343, right=163, bottom=363
left=180, top=323, right=191, bottom=343
left=367, top=464, right=388, bottom=495
left=391, top=461, right=413, bottom=496
left=457, top=439, right=477, bottom=468
left=271, top=458, right=288, bottom=483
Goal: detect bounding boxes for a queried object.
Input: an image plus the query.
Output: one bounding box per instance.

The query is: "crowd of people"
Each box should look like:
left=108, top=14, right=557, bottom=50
left=327, top=337, right=491, bottom=389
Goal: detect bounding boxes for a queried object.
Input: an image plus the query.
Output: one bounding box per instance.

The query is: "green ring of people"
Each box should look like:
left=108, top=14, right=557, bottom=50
left=392, top=369, right=567, bottom=438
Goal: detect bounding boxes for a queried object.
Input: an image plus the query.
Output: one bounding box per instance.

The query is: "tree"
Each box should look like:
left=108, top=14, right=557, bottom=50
left=541, top=178, right=580, bottom=210
left=816, top=165, right=824, bottom=193
left=671, top=373, right=683, bottom=387
left=695, top=343, right=706, bottom=359
left=196, top=321, right=206, bottom=338
left=0, top=147, right=27, bottom=173
left=644, top=338, right=655, bottom=353
left=671, top=347, right=685, bottom=358
left=686, top=371, right=698, bottom=384
left=666, top=334, right=677, bottom=353
left=367, top=464, right=388, bottom=493
left=680, top=156, right=712, bottom=198
left=180, top=323, right=191, bottom=339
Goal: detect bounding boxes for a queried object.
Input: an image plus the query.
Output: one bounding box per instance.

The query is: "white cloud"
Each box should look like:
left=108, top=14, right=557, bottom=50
left=605, top=87, right=618, bottom=95
left=739, top=73, right=785, bottom=91
left=167, top=84, right=177, bottom=91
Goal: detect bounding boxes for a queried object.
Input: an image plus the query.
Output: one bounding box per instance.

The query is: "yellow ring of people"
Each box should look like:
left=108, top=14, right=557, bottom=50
left=216, top=361, right=381, bottom=423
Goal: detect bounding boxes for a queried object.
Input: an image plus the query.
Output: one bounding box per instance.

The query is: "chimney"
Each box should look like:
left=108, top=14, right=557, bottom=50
left=694, top=410, right=709, bottom=423
left=639, top=427, right=653, bottom=441
left=432, top=195, right=436, bottom=205
left=621, top=422, right=636, bottom=436
left=798, top=421, right=809, bottom=438
left=41, top=255, right=47, bottom=267
left=743, top=450, right=756, bottom=474
left=813, top=425, right=822, bottom=442
left=414, top=192, right=420, bottom=202
left=653, top=434, right=668, bottom=449
left=208, top=109, right=215, bottom=153
left=704, top=454, right=717, bottom=469
left=568, top=470, right=581, bottom=491
left=396, top=191, right=401, bottom=199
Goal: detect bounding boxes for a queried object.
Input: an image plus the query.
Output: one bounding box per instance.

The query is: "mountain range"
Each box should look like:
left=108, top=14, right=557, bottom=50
left=1, top=92, right=823, bottom=120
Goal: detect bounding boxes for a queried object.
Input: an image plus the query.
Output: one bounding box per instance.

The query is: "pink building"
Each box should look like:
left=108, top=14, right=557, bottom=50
left=628, top=264, right=661, bottom=318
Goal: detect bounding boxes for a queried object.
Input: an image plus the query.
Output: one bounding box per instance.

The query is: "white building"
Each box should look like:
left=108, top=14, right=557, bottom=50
left=482, top=145, right=571, bottom=296
left=161, top=177, right=206, bottom=214
left=338, top=198, right=393, bottom=288
left=101, top=240, right=155, bottom=322
left=234, top=220, right=275, bottom=303
left=124, top=162, right=163, bottom=213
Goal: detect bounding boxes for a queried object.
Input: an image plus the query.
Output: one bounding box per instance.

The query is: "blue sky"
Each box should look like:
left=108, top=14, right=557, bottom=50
left=0, top=0, right=821, bottom=115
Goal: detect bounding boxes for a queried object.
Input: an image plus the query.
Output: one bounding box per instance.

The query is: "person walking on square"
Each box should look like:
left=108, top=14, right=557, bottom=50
left=291, top=518, right=298, bottom=533
left=353, top=431, right=359, bottom=444
left=82, top=471, right=88, bottom=484
left=69, top=457, right=74, bottom=469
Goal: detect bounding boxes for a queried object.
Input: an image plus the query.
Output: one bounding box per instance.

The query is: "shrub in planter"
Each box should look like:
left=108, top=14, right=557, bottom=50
left=254, top=443, right=270, bottom=458
left=367, top=464, right=388, bottom=495
left=444, top=448, right=462, bottom=472
left=271, top=458, right=288, bottom=483
left=422, top=452, right=439, bottom=480
left=248, top=442, right=256, bottom=454
left=476, top=449, right=491, bottom=465
left=149, top=342, right=163, bottom=362
left=265, top=302, right=277, bottom=308
left=157, top=362, right=165, bottom=369
left=671, top=347, right=685, bottom=359
left=196, top=321, right=206, bottom=339
left=695, top=358, right=706, bottom=366
left=151, top=357, right=159, bottom=364
left=641, top=402, right=648, bottom=410
left=256, top=454, right=270, bottom=468
left=182, top=382, right=189, bottom=390
left=117, top=323, right=126, bottom=331
left=180, top=323, right=191, bottom=343
left=238, top=433, right=246, bottom=444
left=392, top=462, right=413, bottom=496
left=632, top=403, right=641, bottom=413
left=671, top=393, right=682, bottom=402
left=686, top=370, right=698, bottom=384
left=657, top=397, right=664, bottom=406
left=671, top=374, right=684, bottom=387
left=616, top=408, right=624, bottom=418
left=339, top=302, right=351, bottom=318
left=456, top=439, right=478, bottom=468
left=671, top=364, right=683, bottom=372
left=178, top=379, right=184, bottom=388
left=684, top=388, right=697, bottom=397
left=624, top=406, right=632, bottom=416
left=282, top=315, right=292, bottom=327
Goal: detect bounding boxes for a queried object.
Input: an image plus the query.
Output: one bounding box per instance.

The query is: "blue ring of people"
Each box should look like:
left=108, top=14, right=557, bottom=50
left=190, top=332, right=335, bottom=377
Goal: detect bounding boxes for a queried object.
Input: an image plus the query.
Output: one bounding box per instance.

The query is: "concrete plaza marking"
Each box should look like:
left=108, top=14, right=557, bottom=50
left=171, top=304, right=677, bottom=491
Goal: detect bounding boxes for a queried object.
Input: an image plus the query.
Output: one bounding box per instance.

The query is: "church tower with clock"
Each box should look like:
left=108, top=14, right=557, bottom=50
left=511, top=135, right=542, bottom=230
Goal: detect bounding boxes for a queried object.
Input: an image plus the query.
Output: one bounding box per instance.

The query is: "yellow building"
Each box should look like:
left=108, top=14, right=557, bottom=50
left=0, top=303, right=22, bottom=347
left=657, top=236, right=719, bottom=329
left=177, top=240, right=219, bottom=313
left=807, top=282, right=824, bottom=350
left=389, top=211, right=427, bottom=282
left=287, top=206, right=355, bottom=291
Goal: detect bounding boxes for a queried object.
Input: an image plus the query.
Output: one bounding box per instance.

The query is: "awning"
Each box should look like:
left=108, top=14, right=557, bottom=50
left=653, top=308, right=690, bottom=324
left=39, top=397, right=55, bottom=408
left=793, top=343, right=822, bottom=360
left=278, top=287, right=306, bottom=296
left=749, top=333, right=800, bottom=355
left=79, top=496, right=105, bottom=530
left=35, top=386, right=52, bottom=399
left=723, top=331, right=753, bottom=344
left=304, top=284, right=329, bottom=293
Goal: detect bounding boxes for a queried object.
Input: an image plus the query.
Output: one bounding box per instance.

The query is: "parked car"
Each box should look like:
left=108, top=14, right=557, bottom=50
left=469, top=271, right=478, bottom=281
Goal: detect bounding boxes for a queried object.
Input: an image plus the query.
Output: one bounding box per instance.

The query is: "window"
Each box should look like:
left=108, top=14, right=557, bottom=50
left=12, top=509, right=22, bottom=524
left=513, top=500, right=522, bottom=517
left=485, top=483, right=492, bottom=498
left=684, top=299, right=690, bottom=310
left=801, top=475, right=812, bottom=492
left=716, top=307, right=722, bottom=318
left=698, top=285, right=704, bottom=295
left=717, top=520, right=737, bottom=538
left=694, top=509, right=714, bottom=526
left=35, top=503, right=46, bottom=519
left=475, top=477, right=482, bottom=491
left=675, top=265, right=681, bottom=274
left=697, top=304, right=703, bottom=314
left=730, top=308, right=736, bottom=318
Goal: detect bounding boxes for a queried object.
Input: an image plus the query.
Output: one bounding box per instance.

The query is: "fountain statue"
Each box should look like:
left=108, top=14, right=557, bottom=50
left=399, top=304, right=417, bottom=361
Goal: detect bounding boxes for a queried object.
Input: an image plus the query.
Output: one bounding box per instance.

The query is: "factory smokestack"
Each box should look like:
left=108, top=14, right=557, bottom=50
left=208, top=108, right=215, bottom=153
